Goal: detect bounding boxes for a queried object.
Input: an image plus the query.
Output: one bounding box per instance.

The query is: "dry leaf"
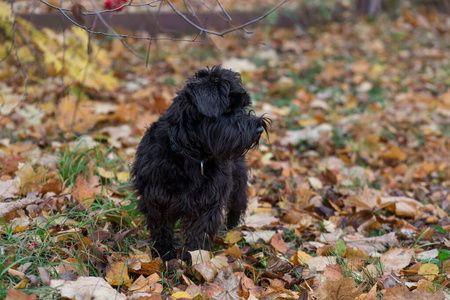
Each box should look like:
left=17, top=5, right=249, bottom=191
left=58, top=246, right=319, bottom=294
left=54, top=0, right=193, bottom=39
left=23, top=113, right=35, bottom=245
left=380, top=248, right=414, bottom=273
left=0, top=179, right=18, bottom=201
left=315, top=277, right=364, bottom=300
left=105, top=262, right=133, bottom=286
left=270, top=233, right=288, bottom=254
left=306, top=256, right=338, bottom=272
left=50, top=277, right=126, bottom=300
left=5, top=289, right=36, bottom=300
left=225, top=231, right=242, bottom=244
left=323, top=265, right=343, bottom=282
left=72, top=173, right=96, bottom=208
left=418, top=263, right=439, bottom=281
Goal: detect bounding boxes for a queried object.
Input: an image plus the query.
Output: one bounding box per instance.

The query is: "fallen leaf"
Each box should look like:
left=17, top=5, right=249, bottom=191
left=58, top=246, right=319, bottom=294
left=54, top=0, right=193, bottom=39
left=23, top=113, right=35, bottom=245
left=172, top=291, right=192, bottom=299
left=323, top=265, right=343, bottom=282
left=225, top=231, right=242, bottom=244
left=378, top=197, right=423, bottom=217
left=243, top=230, right=275, bottom=243
left=418, top=263, right=439, bottom=281
left=314, top=277, right=364, bottom=300
left=50, top=277, right=126, bottom=300
left=105, top=262, right=132, bottom=286
left=380, top=248, right=414, bottom=273
left=306, top=256, right=338, bottom=272
left=225, top=244, right=242, bottom=259
left=0, top=179, right=19, bottom=200
left=72, top=173, right=96, bottom=208
left=270, top=233, right=288, bottom=254
left=5, top=288, right=36, bottom=300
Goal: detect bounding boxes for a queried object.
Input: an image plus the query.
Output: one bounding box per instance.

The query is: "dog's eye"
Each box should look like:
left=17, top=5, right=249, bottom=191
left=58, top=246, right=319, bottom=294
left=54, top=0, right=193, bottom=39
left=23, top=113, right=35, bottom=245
left=226, top=109, right=231, bottom=113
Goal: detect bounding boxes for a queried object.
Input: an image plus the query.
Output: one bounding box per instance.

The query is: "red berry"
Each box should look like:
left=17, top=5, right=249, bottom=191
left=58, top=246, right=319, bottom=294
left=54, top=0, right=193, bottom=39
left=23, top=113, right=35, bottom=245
left=104, top=0, right=126, bottom=11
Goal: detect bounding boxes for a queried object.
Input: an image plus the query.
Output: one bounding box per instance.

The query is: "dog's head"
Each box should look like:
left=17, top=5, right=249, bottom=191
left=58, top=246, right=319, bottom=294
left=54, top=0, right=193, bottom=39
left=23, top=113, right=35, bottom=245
left=168, top=65, right=269, bottom=161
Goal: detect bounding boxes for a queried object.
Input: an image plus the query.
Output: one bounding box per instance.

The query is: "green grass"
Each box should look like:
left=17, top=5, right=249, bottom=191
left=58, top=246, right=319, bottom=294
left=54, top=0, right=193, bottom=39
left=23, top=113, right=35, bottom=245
left=0, top=140, right=141, bottom=297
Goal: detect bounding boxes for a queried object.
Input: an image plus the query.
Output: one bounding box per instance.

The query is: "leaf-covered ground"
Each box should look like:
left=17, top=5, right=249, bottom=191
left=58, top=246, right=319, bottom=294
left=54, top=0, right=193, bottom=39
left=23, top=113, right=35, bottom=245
left=1, top=2, right=450, bottom=299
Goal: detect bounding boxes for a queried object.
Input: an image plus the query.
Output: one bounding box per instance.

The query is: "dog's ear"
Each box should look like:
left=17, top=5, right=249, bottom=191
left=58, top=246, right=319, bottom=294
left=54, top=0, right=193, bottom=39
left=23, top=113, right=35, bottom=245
left=187, top=68, right=231, bottom=118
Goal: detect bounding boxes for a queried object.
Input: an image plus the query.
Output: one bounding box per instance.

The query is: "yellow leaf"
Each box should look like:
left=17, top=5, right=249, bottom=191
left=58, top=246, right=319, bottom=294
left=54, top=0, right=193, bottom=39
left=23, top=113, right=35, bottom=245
left=418, top=263, right=439, bottom=281
left=297, top=250, right=312, bottom=264
left=98, top=167, right=115, bottom=179
left=379, top=146, right=407, bottom=161
left=105, top=262, right=132, bottom=286
left=225, top=231, right=242, bottom=244
left=298, top=118, right=318, bottom=128
left=172, top=291, right=192, bottom=299
left=117, top=172, right=130, bottom=183
left=254, top=202, right=272, bottom=214
left=57, top=95, right=95, bottom=133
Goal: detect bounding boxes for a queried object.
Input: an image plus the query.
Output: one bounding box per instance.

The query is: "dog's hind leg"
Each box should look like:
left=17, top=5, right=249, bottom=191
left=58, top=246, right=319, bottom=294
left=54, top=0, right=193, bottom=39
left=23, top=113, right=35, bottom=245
left=226, top=156, right=249, bottom=229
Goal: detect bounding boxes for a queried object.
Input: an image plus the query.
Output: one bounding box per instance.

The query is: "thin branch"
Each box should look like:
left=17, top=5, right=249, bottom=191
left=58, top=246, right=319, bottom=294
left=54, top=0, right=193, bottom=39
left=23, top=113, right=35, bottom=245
left=165, top=0, right=289, bottom=37
left=38, top=0, right=163, bottom=15
left=38, top=2, right=202, bottom=43
left=88, top=0, right=143, bottom=58
left=215, top=0, right=232, bottom=21
left=1, top=5, right=29, bottom=122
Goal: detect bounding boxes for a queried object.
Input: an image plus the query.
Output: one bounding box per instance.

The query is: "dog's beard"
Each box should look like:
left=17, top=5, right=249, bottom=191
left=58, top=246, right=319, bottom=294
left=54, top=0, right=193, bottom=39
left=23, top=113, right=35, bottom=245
left=197, top=114, right=270, bottom=161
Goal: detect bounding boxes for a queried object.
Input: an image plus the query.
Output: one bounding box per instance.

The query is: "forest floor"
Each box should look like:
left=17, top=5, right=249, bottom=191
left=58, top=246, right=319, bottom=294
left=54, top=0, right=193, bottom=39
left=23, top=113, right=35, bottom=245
left=0, top=2, right=450, bottom=299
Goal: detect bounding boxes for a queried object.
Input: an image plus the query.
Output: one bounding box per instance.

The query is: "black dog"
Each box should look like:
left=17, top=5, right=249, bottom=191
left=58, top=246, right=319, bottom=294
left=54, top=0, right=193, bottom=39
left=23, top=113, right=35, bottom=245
left=131, top=65, right=268, bottom=261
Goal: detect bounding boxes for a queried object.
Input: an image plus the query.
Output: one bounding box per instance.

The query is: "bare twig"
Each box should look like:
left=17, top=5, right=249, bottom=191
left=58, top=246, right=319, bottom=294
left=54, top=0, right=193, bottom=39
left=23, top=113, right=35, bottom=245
left=38, top=0, right=163, bottom=15
left=38, top=0, right=288, bottom=40
left=215, top=0, right=232, bottom=21
left=38, top=0, right=201, bottom=42
left=88, top=0, right=143, bottom=58
left=165, top=0, right=288, bottom=37
left=0, top=3, right=29, bottom=122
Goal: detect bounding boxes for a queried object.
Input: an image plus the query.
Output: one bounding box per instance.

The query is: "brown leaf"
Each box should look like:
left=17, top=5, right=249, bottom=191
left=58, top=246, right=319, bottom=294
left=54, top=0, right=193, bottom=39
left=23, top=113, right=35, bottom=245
left=5, top=288, right=36, bottom=300
left=71, top=1, right=85, bottom=26
left=380, top=248, right=414, bottom=273
left=210, top=266, right=242, bottom=300
left=378, top=197, right=423, bottom=217
left=315, top=277, right=364, bottom=300
left=225, top=244, right=242, bottom=259
left=323, top=265, right=343, bottom=282
left=72, top=173, right=96, bottom=208
left=0, top=196, right=36, bottom=218
left=270, top=233, right=288, bottom=254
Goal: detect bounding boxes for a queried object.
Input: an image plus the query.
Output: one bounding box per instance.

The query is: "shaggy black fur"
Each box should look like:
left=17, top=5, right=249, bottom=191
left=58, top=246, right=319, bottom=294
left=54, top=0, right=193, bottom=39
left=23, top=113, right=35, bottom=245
left=131, top=65, right=269, bottom=261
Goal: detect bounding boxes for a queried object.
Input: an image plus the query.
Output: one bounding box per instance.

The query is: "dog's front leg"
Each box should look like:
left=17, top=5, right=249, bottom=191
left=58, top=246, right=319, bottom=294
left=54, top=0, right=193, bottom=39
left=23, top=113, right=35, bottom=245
left=182, top=205, right=224, bottom=255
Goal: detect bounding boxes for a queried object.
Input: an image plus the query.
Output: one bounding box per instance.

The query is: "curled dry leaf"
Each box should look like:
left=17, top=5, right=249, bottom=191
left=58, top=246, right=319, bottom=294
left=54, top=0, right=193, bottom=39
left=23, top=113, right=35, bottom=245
left=0, top=196, right=36, bottom=218
left=378, top=196, right=423, bottom=217
left=50, top=277, right=126, bottom=300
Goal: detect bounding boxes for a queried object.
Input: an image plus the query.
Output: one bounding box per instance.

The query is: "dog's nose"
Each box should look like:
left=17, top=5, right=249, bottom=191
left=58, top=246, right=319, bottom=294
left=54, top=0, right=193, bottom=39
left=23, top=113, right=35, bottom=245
left=256, top=127, right=264, bottom=134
